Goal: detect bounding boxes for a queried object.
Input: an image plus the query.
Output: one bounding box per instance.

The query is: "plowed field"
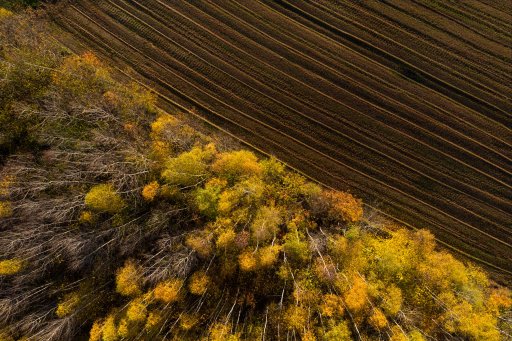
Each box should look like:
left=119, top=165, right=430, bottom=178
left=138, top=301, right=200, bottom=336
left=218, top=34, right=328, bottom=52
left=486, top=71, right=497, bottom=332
left=52, top=0, right=512, bottom=281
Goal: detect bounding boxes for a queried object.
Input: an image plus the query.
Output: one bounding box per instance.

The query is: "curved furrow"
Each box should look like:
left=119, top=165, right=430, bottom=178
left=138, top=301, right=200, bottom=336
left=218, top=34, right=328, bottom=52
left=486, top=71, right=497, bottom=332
left=372, top=0, right=511, bottom=61
left=474, top=0, right=512, bottom=16
left=315, top=0, right=510, bottom=88
left=306, top=0, right=509, bottom=104
left=52, top=7, right=512, bottom=275
left=268, top=0, right=512, bottom=122
left=105, top=0, right=512, bottom=225
left=463, top=0, right=512, bottom=24
left=250, top=1, right=512, bottom=139
left=267, top=0, right=511, bottom=126
left=455, top=0, right=512, bottom=30
left=412, top=0, right=512, bottom=40
left=65, top=1, right=512, bottom=249
left=357, top=1, right=512, bottom=77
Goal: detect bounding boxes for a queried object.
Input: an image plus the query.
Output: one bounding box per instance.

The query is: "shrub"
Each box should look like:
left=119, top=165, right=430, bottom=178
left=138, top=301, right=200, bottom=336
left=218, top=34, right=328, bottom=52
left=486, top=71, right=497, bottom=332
left=369, top=308, right=388, bottom=330
left=85, top=184, right=125, bottom=214
left=153, top=279, right=183, bottom=303
left=212, top=150, right=262, bottom=182
left=126, top=298, right=147, bottom=322
left=238, top=251, right=257, bottom=272
left=141, top=181, right=160, bottom=201
left=0, top=258, right=23, bottom=275
left=56, top=292, right=80, bottom=318
left=0, top=8, right=12, bottom=19
left=89, top=320, right=103, bottom=341
left=0, top=201, right=12, bottom=218
left=115, top=260, right=141, bottom=296
left=188, top=271, right=209, bottom=295
left=161, top=144, right=216, bottom=187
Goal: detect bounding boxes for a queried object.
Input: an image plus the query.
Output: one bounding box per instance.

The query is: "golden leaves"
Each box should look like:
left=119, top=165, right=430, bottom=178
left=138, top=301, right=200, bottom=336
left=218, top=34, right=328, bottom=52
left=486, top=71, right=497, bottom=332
left=115, top=260, right=141, bottom=297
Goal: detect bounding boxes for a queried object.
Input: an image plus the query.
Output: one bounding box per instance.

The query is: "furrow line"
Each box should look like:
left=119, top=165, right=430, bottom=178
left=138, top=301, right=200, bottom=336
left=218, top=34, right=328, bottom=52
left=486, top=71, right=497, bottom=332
left=269, top=0, right=511, bottom=125
left=314, top=0, right=510, bottom=88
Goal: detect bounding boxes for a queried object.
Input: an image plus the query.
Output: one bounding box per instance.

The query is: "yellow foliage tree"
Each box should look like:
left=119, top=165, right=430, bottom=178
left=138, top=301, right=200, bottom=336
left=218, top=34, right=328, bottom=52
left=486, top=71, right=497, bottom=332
left=56, top=291, right=80, bottom=318
left=250, top=205, right=282, bottom=242
left=488, top=287, right=512, bottom=315
left=212, top=150, right=262, bottom=182
left=116, top=318, right=129, bottom=338
left=282, top=230, right=310, bottom=264
left=217, top=177, right=265, bottom=218
left=381, top=285, right=402, bottom=316
left=179, top=313, right=198, bottom=331
left=186, top=232, right=213, bottom=259
left=389, top=326, right=408, bottom=341
left=216, top=228, right=236, bottom=251
left=302, top=330, right=317, bottom=341
left=153, top=278, right=183, bottom=303
left=258, top=245, right=281, bottom=268
left=142, top=312, right=160, bottom=331
left=79, top=210, right=94, bottom=224
left=319, top=294, right=344, bottom=318
left=0, top=201, right=12, bottom=218
left=52, top=52, right=113, bottom=98
left=209, top=323, right=240, bottom=341
left=284, top=305, right=308, bottom=331
left=189, top=271, right=209, bottom=295
left=369, top=308, right=387, bottom=330
left=126, top=298, right=147, bottom=322
left=344, top=276, right=368, bottom=312
left=89, top=320, right=103, bottom=341
left=370, top=229, right=421, bottom=281
left=238, top=251, right=257, bottom=272
left=149, top=114, right=178, bottom=160
left=327, top=235, right=348, bottom=261
left=102, top=314, right=118, bottom=341
left=150, top=113, right=179, bottom=138
left=142, top=181, right=160, bottom=201
left=408, top=330, right=426, bottom=341
left=161, top=144, right=216, bottom=187
left=0, top=8, right=13, bottom=19
left=115, top=260, right=141, bottom=296
left=85, top=184, right=125, bottom=214
left=418, top=252, right=469, bottom=291
left=322, top=321, right=352, bottom=341
left=0, top=258, right=23, bottom=275
left=195, top=177, right=227, bottom=218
